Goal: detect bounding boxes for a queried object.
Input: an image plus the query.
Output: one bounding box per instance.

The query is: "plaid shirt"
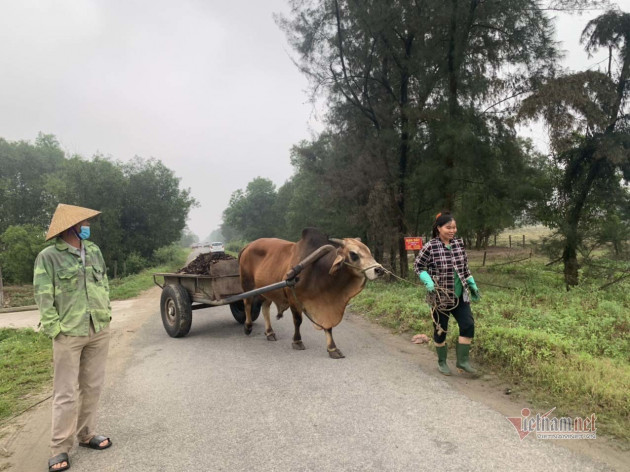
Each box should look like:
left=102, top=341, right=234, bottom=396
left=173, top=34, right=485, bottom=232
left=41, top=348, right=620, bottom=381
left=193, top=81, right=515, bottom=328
left=413, top=237, right=472, bottom=304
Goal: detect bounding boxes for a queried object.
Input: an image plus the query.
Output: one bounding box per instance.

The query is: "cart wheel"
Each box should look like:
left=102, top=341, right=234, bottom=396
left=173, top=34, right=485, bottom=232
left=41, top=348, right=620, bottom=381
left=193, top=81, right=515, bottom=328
left=230, top=299, right=261, bottom=324
left=160, top=284, right=192, bottom=337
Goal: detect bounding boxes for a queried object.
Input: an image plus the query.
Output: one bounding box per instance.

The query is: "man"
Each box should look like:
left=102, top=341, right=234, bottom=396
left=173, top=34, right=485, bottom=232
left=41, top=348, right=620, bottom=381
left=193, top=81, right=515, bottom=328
left=34, top=204, right=113, bottom=472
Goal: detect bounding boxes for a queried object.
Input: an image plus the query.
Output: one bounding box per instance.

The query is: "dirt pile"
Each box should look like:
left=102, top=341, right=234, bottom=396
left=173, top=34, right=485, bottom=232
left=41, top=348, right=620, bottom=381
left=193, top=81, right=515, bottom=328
left=178, top=252, right=237, bottom=275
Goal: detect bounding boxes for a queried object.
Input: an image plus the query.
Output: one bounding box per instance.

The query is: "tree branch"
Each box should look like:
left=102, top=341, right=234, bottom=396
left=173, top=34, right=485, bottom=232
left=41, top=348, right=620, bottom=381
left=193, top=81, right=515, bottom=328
left=482, top=89, right=531, bottom=113
left=599, top=271, right=630, bottom=290
left=471, top=23, right=509, bottom=35
left=332, top=0, right=381, bottom=130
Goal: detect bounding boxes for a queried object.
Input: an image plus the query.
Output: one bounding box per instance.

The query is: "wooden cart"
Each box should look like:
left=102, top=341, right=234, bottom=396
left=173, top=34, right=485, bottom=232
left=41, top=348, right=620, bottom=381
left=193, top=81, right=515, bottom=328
left=153, top=258, right=294, bottom=338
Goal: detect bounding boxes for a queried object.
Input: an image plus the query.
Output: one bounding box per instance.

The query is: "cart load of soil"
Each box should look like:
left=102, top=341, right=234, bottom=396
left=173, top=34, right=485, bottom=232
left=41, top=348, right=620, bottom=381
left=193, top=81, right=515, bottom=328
left=177, top=252, right=238, bottom=275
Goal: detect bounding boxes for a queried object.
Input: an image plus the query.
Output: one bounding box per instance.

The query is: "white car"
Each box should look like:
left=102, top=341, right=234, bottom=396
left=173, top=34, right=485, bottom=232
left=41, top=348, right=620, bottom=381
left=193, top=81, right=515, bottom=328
left=210, top=242, right=225, bottom=253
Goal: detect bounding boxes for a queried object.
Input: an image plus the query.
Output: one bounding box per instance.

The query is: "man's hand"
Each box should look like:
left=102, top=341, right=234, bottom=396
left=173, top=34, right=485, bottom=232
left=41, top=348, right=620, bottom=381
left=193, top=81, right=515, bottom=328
left=419, top=271, right=435, bottom=292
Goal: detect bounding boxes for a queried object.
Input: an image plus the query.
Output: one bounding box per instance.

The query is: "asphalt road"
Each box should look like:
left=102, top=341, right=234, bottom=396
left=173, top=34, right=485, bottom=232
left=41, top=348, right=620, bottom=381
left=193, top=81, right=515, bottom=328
left=57, top=302, right=613, bottom=472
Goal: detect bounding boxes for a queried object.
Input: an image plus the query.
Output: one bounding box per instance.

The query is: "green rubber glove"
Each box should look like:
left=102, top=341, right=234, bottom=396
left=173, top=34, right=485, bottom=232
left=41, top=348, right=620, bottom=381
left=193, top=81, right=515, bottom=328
left=467, top=276, right=481, bottom=301
left=419, top=271, right=435, bottom=292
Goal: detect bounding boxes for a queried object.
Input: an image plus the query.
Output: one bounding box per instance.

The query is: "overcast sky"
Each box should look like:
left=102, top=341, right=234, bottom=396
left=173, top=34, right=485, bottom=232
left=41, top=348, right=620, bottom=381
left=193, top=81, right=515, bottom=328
left=0, top=1, right=628, bottom=240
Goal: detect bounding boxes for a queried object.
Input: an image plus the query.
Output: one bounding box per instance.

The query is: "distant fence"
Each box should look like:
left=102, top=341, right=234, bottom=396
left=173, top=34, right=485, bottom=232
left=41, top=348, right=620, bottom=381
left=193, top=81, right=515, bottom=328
left=491, top=234, right=536, bottom=248
left=417, top=234, right=540, bottom=250
left=390, top=234, right=539, bottom=272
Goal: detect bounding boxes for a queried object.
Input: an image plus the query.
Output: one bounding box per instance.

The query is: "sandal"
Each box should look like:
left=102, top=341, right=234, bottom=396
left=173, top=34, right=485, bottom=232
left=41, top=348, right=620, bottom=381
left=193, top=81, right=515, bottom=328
left=79, top=435, right=112, bottom=450
left=48, top=452, right=70, bottom=472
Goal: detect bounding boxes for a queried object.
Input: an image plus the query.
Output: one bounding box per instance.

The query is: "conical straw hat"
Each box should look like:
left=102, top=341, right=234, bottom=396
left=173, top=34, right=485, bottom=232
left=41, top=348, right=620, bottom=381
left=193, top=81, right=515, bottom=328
left=45, top=204, right=101, bottom=241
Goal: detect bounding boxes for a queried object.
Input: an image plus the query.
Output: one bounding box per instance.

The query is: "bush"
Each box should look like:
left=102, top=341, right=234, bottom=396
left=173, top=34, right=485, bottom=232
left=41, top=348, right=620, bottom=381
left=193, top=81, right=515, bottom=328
left=225, top=239, right=248, bottom=253
left=152, top=244, right=181, bottom=265
left=124, top=251, right=148, bottom=275
left=0, top=225, right=48, bottom=284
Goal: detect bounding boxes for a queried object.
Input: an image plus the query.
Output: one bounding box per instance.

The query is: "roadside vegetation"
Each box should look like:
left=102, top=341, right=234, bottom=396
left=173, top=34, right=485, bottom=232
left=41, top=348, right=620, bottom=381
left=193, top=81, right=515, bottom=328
left=1, top=246, right=189, bottom=309
left=352, top=248, right=630, bottom=441
left=0, top=285, right=35, bottom=309
left=109, top=246, right=188, bottom=300
left=0, top=328, right=52, bottom=426
left=0, top=135, right=197, bottom=294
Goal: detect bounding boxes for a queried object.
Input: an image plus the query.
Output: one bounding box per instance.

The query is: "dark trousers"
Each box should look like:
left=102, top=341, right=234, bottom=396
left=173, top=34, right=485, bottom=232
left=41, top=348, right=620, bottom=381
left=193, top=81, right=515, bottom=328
left=432, top=296, right=474, bottom=343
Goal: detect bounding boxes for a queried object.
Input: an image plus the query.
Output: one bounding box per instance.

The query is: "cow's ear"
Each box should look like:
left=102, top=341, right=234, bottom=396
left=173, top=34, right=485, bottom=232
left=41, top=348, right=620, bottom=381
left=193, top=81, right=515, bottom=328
left=329, top=254, right=344, bottom=275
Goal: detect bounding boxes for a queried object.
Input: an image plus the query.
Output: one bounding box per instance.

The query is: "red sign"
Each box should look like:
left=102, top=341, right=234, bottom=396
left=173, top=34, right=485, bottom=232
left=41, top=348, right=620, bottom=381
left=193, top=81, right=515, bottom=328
left=404, top=237, right=423, bottom=251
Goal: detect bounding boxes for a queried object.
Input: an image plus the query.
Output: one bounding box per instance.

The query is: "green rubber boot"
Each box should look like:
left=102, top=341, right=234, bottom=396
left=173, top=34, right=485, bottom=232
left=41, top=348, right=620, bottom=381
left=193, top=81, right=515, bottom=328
left=456, top=343, right=477, bottom=375
left=436, top=345, right=451, bottom=376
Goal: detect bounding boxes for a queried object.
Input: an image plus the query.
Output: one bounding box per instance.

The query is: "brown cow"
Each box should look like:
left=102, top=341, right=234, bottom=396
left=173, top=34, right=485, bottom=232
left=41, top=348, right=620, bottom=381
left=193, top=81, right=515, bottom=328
left=238, top=228, right=384, bottom=358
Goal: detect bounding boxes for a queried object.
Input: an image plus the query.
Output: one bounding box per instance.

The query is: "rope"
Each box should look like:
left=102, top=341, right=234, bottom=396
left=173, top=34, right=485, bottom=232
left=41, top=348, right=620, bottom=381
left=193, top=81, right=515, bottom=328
left=427, top=285, right=459, bottom=336
left=342, top=261, right=382, bottom=274
left=475, top=281, right=515, bottom=290
left=380, top=267, right=458, bottom=335
left=288, top=263, right=461, bottom=334
left=286, top=260, right=380, bottom=330
left=288, top=284, right=325, bottom=330
left=380, top=267, right=419, bottom=285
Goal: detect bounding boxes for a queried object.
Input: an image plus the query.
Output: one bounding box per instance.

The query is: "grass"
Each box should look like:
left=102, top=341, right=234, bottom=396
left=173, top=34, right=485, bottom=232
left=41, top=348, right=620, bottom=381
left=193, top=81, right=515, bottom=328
left=1, top=248, right=190, bottom=307
left=496, top=224, right=553, bottom=242
left=109, top=251, right=188, bottom=300
left=0, top=285, right=35, bottom=308
left=0, top=248, right=190, bottom=424
left=353, top=252, right=630, bottom=441
left=0, top=328, right=52, bottom=423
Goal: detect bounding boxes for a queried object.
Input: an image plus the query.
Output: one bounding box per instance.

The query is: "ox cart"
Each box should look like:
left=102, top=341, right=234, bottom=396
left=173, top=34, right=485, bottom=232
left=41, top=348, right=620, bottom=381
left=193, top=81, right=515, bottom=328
left=153, top=245, right=336, bottom=338
left=153, top=257, right=294, bottom=338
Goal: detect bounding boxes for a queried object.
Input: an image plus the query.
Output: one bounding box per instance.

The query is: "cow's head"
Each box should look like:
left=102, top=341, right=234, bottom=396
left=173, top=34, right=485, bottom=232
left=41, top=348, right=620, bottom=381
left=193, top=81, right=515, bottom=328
left=328, top=237, right=385, bottom=280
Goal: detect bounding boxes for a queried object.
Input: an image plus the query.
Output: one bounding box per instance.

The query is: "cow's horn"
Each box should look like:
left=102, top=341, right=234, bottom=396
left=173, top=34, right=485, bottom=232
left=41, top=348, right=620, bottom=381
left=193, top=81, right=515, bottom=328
left=329, top=238, right=345, bottom=247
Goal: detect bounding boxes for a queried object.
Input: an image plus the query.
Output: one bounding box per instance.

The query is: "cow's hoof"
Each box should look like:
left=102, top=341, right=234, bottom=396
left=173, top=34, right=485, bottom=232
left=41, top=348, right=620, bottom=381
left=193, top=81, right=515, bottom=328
left=292, top=341, right=305, bottom=350
left=327, top=348, right=345, bottom=359
left=266, top=332, right=277, bottom=341
left=276, top=313, right=283, bottom=320
left=244, top=324, right=252, bottom=336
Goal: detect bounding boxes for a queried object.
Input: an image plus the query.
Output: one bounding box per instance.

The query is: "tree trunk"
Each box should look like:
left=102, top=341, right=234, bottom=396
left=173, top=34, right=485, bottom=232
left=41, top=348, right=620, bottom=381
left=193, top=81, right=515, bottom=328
left=561, top=32, right=628, bottom=288
left=374, top=240, right=383, bottom=264
left=396, top=129, right=409, bottom=277
left=562, top=153, right=600, bottom=288
left=562, top=241, right=579, bottom=289
left=444, top=0, right=459, bottom=211
left=395, top=35, right=414, bottom=278
left=443, top=0, right=479, bottom=211
left=0, top=265, right=4, bottom=308
left=605, top=51, right=629, bottom=134
left=389, top=243, right=397, bottom=273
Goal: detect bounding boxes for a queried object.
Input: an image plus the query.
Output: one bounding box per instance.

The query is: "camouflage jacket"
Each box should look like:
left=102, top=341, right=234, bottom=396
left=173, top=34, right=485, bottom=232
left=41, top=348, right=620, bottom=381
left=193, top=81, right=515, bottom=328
left=33, top=238, right=111, bottom=338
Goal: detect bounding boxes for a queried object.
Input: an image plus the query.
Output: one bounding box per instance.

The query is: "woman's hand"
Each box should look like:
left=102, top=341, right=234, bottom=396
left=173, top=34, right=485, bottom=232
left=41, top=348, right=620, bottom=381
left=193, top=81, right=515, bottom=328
left=419, top=271, right=435, bottom=292
left=467, top=276, right=481, bottom=301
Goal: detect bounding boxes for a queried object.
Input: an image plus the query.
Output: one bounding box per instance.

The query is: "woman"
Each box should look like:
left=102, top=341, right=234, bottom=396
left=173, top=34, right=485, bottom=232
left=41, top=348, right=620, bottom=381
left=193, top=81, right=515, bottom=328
left=413, top=212, right=481, bottom=376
